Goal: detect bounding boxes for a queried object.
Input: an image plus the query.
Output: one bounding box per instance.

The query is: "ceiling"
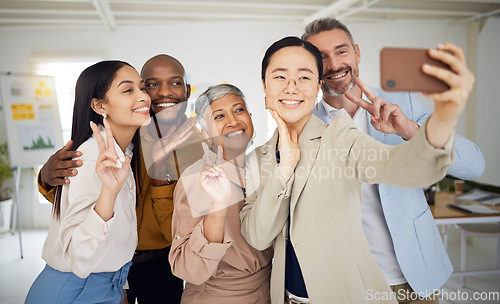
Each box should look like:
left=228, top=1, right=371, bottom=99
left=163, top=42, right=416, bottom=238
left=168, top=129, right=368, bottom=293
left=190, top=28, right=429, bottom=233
left=0, top=0, right=499, bottom=30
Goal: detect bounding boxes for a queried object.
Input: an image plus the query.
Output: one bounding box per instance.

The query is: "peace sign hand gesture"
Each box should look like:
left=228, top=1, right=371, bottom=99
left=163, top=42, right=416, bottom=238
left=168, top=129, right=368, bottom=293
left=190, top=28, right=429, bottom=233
left=200, top=143, right=231, bottom=212
left=270, top=109, right=300, bottom=183
left=345, top=77, right=419, bottom=140
left=90, top=119, right=131, bottom=195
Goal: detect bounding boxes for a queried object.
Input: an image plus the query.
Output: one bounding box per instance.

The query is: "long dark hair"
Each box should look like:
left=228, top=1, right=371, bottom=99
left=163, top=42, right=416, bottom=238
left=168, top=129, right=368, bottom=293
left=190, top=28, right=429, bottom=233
left=261, top=36, right=323, bottom=82
left=53, top=60, right=142, bottom=218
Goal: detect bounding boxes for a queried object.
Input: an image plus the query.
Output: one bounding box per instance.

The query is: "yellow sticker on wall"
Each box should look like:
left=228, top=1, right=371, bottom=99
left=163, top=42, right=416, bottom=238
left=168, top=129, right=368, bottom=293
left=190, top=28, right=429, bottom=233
left=11, top=103, right=35, bottom=120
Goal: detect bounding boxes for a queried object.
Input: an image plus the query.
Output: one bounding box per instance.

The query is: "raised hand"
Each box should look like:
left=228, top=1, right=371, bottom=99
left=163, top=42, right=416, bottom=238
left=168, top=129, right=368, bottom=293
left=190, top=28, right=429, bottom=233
left=345, top=77, right=419, bottom=140
left=422, top=43, right=475, bottom=148
left=149, top=117, right=197, bottom=180
left=270, top=109, right=300, bottom=182
left=200, top=143, right=231, bottom=212
left=40, top=140, right=83, bottom=187
left=423, top=43, right=474, bottom=124
left=90, top=119, right=130, bottom=194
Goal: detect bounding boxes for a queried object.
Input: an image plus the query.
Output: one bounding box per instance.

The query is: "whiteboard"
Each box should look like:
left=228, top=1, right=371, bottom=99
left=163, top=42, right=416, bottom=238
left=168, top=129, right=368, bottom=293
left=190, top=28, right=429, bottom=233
left=0, top=74, right=64, bottom=167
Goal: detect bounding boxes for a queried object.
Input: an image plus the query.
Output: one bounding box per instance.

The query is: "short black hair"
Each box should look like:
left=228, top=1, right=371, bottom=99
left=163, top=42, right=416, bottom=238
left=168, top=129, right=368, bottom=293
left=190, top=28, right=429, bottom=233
left=261, top=36, right=323, bottom=82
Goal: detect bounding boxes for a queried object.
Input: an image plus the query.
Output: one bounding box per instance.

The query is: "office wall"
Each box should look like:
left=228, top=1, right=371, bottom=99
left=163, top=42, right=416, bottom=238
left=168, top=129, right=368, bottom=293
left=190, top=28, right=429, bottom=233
left=0, top=18, right=498, bottom=228
left=475, top=17, right=500, bottom=186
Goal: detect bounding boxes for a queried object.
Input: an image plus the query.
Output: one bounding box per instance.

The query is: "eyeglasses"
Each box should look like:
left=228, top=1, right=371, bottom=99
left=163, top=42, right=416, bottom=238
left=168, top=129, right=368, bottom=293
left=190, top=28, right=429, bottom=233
left=265, top=72, right=319, bottom=92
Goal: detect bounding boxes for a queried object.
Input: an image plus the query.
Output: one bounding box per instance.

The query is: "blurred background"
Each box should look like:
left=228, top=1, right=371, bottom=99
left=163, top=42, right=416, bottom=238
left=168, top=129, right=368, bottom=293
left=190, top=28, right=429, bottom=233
left=0, top=1, right=499, bottom=303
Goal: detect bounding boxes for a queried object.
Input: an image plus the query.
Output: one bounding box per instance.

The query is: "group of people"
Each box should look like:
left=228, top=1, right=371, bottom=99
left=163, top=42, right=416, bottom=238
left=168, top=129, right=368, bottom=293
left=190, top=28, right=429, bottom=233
left=25, top=17, right=484, bottom=304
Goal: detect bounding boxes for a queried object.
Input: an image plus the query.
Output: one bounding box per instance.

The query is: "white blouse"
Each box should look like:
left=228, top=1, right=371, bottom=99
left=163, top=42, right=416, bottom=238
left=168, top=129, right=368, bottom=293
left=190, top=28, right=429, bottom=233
left=41, top=128, right=137, bottom=278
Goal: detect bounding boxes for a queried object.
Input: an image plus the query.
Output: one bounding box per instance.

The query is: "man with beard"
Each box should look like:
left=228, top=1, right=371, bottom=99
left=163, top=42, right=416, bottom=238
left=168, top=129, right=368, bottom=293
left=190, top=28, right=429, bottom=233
left=38, top=54, right=204, bottom=303
left=303, top=18, right=485, bottom=303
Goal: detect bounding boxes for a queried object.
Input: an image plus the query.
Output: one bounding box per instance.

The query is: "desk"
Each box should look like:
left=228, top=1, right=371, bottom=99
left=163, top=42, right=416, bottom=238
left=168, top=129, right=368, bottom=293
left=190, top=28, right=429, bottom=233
left=431, top=191, right=500, bottom=225
left=431, top=191, right=500, bottom=278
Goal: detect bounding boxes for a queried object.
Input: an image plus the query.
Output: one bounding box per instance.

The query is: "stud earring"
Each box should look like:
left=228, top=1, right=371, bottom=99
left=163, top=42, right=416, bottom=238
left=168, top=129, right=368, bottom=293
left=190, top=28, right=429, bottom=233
left=207, top=140, right=214, bottom=151
left=102, top=113, right=107, bottom=120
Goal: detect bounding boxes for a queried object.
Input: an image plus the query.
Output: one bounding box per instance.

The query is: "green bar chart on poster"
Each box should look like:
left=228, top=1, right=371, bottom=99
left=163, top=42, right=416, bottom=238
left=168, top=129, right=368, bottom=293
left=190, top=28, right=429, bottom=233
left=0, top=74, right=63, bottom=167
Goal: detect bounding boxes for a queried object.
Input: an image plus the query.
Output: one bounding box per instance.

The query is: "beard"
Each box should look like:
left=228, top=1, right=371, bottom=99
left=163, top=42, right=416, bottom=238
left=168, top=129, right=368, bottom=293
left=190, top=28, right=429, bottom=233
left=322, top=65, right=359, bottom=96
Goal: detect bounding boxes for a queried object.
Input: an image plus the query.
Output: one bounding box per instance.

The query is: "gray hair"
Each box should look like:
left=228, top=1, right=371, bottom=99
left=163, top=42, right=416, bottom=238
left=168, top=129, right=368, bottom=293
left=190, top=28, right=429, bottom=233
left=195, top=83, right=245, bottom=129
left=302, top=17, right=356, bottom=48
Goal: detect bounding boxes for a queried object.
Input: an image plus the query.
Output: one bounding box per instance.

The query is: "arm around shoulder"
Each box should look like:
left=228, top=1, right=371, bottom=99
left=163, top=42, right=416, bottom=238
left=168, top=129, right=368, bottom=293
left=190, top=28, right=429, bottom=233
left=38, top=171, right=56, bottom=203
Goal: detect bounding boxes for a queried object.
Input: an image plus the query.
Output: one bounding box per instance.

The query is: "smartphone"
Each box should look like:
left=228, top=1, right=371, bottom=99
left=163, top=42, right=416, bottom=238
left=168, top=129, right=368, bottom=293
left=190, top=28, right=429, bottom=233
left=380, top=47, right=451, bottom=93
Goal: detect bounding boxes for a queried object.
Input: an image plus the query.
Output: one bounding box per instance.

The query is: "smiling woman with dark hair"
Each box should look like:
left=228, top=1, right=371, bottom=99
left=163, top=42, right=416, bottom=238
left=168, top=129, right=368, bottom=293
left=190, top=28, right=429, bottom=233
left=240, top=36, right=475, bottom=304
left=25, top=60, right=151, bottom=304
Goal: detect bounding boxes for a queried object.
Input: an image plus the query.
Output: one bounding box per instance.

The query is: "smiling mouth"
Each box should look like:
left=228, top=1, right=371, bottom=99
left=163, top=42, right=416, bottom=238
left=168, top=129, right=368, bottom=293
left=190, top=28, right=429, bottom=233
left=133, top=106, right=149, bottom=113
left=225, top=129, right=245, bottom=137
left=326, top=70, right=348, bottom=80
left=155, top=102, right=177, bottom=109
left=280, top=99, right=302, bottom=105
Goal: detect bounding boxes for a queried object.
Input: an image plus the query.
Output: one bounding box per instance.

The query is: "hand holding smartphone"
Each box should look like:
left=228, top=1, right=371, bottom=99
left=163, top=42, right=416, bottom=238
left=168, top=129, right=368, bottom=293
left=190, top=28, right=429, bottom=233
left=380, top=47, right=452, bottom=93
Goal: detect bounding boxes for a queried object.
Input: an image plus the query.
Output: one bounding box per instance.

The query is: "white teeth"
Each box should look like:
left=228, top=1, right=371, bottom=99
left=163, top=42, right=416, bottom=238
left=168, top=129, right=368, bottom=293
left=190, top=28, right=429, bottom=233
left=156, top=102, right=176, bottom=108
left=226, top=130, right=244, bottom=137
left=330, top=71, right=348, bottom=79
left=133, top=106, right=149, bottom=113
left=280, top=100, right=301, bottom=105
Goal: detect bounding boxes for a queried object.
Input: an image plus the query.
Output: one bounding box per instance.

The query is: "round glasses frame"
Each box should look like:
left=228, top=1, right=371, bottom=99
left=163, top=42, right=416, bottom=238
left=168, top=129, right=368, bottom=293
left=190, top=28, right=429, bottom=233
left=265, top=73, right=320, bottom=92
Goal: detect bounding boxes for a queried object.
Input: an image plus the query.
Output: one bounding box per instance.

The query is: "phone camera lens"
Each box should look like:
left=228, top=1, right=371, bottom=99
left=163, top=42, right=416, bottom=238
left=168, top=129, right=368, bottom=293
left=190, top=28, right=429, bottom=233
left=387, top=80, right=396, bottom=88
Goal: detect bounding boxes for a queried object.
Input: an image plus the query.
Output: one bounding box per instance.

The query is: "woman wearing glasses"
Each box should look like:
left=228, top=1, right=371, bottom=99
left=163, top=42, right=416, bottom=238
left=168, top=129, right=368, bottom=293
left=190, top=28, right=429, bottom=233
left=240, top=37, right=474, bottom=304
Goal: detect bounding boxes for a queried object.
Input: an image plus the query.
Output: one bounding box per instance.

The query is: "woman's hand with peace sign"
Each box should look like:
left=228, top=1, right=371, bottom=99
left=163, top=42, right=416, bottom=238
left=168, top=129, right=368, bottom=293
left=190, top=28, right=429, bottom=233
left=200, top=143, right=231, bottom=243
left=200, top=143, right=231, bottom=212
left=90, top=119, right=131, bottom=221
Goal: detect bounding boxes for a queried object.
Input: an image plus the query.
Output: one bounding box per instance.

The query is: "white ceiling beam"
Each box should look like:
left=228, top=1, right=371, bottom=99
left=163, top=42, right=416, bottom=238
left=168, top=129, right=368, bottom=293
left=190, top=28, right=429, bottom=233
left=431, top=0, right=500, bottom=3
left=363, top=7, right=479, bottom=17
left=335, top=0, right=380, bottom=20
left=25, top=0, right=93, bottom=2
left=26, top=0, right=325, bottom=10
left=458, top=8, right=500, bottom=23
left=109, top=0, right=324, bottom=10
left=92, top=0, right=116, bottom=31
left=0, top=18, right=101, bottom=25
left=113, top=11, right=304, bottom=21
left=303, top=0, right=362, bottom=25
left=0, top=9, right=96, bottom=15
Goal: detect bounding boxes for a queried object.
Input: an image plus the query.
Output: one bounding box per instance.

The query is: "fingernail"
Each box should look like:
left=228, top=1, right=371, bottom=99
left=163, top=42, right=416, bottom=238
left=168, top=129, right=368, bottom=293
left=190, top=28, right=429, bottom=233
left=437, top=43, right=444, bottom=49
left=429, top=49, right=437, bottom=55
left=423, top=64, right=431, bottom=71
left=116, top=159, right=123, bottom=169
left=119, top=156, right=125, bottom=162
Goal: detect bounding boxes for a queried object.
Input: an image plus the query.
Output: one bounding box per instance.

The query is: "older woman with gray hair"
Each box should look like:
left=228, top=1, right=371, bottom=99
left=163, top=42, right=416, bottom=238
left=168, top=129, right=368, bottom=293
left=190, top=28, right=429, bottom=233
left=168, top=83, right=272, bottom=303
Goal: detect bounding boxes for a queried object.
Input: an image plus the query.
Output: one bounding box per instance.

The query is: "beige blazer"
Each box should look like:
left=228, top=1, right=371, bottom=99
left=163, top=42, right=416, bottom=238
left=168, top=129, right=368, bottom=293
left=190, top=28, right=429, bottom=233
left=240, top=114, right=454, bottom=304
